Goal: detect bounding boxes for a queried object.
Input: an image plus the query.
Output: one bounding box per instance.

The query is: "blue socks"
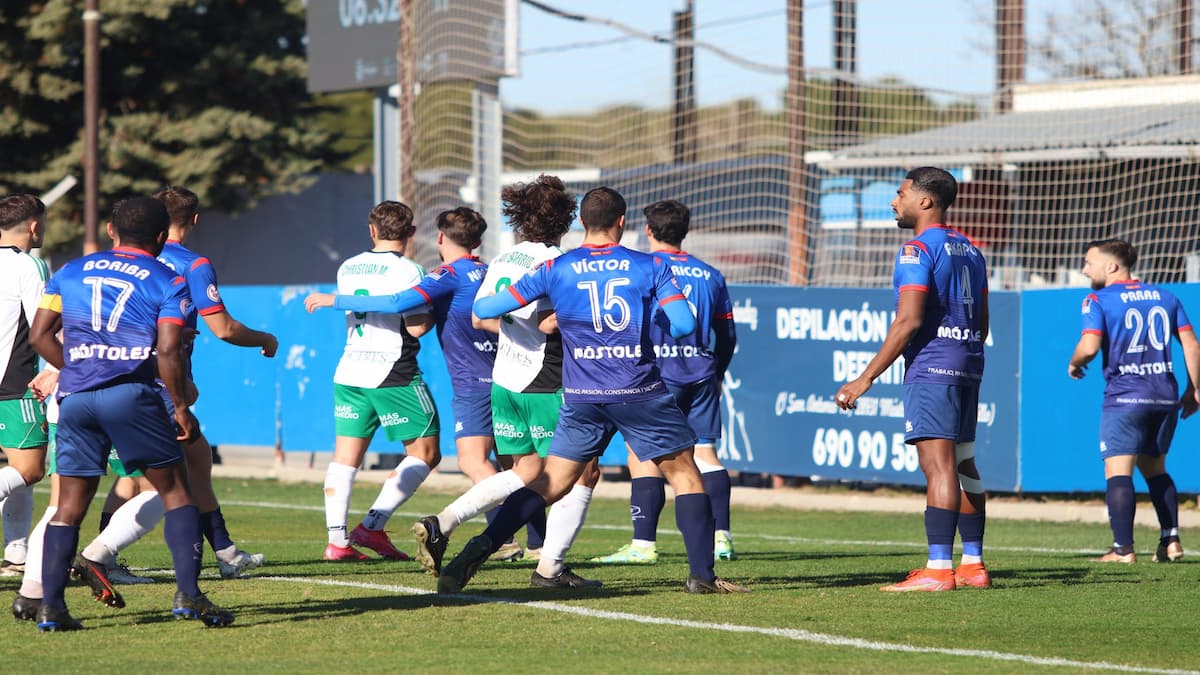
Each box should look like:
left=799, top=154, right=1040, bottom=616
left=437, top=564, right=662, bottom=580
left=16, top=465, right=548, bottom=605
left=924, top=506, right=958, bottom=568
left=42, top=524, right=80, bottom=610
left=199, top=508, right=235, bottom=553
left=1105, top=476, right=1136, bottom=550
left=165, top=505, right=204, bottom=597
left=1146, top=473, right=1179, bottom=543
left=630, top=477, right=666, bottom=542
left=701, top=470, right=732, bottom=533
left=482, top=488, right=547, bottom=555
left=525, top=507, right=547, bottom=550
left=674, top=493, right=715, bottom=581
left=958, top=511, right=985, bottom=560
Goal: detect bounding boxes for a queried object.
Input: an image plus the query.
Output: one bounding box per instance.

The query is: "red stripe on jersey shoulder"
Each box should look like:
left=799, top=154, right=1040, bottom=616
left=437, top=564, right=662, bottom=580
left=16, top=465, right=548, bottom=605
left=190, top=257, right=211, bottom=271
left=905, top=240, right=929, bottom=254
left=898, top=284, right=928, bottom=293
left=414, top=286, right=433, bottom=302
left=508, top=285, right=528, bottom=306
left=171, top=276, right=186, bottom=286
left=659, top=294, right=685, bottom=306
left=434, top=264, right=455, bottom=276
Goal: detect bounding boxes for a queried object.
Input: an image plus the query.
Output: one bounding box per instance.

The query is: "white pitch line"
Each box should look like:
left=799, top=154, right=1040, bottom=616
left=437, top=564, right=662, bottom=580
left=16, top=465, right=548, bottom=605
left=219, top=499, right=1100, bottom=556
left=261, top=575, right=1198, bottom=675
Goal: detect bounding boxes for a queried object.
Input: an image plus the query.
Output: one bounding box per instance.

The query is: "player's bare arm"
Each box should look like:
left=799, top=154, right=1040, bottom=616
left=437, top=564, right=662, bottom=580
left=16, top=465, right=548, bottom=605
left=28, top=307, right=64, bottom=370
left=201, top=308, right=278, bottom=357
left=1068, top=332, right=1102, bottom=380
left=472, top=314, right=501, bottom=334
left=1176, top=327, right=1200, bottom=418
left=28, top=366, right=59, bottom=402
left=537, top=310, right=558, bottom=335
left=405, top=312, right=433, bottom=338
left=157, top=320, right=198, bottom=442
left=836, top=289, right=925, bottom=410
left=304, top=292, right=335, bottom=313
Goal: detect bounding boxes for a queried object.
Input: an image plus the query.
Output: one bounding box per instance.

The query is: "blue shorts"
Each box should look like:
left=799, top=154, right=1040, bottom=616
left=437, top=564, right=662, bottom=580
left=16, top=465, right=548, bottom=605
left=55, top=382, right=183, bottom=477
left=549, top=392, right=697, bottom=463
left=1099, top=409, right=1178, bottom=459
left=902, top=383, right=978, bottom=444
left=666, top=379, right=721, bottom=443
left=452, top=389, right=493, bottom=439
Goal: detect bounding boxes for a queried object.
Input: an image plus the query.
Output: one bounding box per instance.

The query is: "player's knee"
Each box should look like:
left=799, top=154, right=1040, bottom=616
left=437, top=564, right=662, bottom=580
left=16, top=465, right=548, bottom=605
left=16, top=464, right=44, bottom=485
left=958, top=472, right=984, bottom=494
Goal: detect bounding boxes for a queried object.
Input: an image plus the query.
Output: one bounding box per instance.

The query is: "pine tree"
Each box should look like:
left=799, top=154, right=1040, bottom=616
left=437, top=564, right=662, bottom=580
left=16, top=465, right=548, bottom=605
left=0, top=0, right=341, bottom=252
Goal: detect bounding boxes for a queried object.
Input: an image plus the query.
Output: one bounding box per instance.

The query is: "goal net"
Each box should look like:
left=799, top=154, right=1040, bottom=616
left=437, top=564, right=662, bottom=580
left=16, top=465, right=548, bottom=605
left=401, top=0, right=1200, bottom=289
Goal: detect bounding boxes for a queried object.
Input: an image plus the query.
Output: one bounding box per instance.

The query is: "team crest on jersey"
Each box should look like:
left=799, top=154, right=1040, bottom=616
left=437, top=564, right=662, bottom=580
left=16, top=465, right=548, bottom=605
left=899, top=245, right=921, bottom=265
left=180, top=298, right=192, bottom=316
left=206, top=284, right=221, bottom=303
left=1082, top=296, right=1093, bottom=314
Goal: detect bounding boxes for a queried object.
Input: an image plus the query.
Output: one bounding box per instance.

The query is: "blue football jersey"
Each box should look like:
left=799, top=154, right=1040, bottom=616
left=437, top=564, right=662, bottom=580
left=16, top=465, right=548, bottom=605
left=412, top=256, right=497, bottom=393
left=649, top=250, right=735, bottom=385
left=508, top=243, right=685, bottom=403
left=157, top=241, right=225, bottom=350
left=892, top=225, right=988, bottom=385
left=1081, top=280, right=1191, bottom=411
left=41, top=247, right=189, bottom=396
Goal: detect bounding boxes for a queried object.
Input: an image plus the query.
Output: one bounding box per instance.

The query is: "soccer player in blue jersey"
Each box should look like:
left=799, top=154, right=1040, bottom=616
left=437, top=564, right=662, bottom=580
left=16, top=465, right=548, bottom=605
left=149, top=186, right=274, bottom=577
left=27, top=196, right=233, bottom=630
left=836, top=167, right=990, bottom=592
left=1068, top=239, right=1200, bottom=564
left=591, top=199, right=738, bottom=565
left=439, top=186, right=750, bottom=595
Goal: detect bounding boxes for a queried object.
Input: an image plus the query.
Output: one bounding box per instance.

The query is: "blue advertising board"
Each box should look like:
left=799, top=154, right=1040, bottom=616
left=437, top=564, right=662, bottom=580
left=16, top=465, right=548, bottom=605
left=719, top=286, right=1020, bottom=490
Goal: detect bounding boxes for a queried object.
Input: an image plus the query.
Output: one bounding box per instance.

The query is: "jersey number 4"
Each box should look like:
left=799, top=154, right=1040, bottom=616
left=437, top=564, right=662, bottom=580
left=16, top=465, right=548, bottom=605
left=83, top=276, right=135, bottom=332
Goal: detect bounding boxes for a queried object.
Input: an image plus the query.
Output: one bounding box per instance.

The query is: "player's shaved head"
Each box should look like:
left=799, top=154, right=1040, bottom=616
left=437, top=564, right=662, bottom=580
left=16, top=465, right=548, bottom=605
left=370, top=201, right=416, bottom=241
left=112, top=196, right=170, bottom=248
left=0, top=194, right=45, bottom=230
left=152, top=185, right=199, bottom=226
left=501, top=174, right=576, bottom=244
left=644, top=199, right=690, bottom=246
left=1086, top=238, right=1137, bottom=270
left=906, top=166, right=958, bottom=210
left=580, top=186, right=626, bottom=232
left=437, top=206, right=487, bottom=248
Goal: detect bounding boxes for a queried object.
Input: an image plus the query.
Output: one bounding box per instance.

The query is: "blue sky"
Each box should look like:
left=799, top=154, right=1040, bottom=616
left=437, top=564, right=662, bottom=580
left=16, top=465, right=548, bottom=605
left=502, top=0, right=1054, bottom=113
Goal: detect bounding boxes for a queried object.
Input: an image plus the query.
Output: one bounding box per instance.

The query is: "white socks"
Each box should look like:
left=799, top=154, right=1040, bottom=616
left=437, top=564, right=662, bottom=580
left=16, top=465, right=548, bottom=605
left=324, top=462, right=358, bottom=546
left=361, top=456, right=431, bottom=531
left=0, top=465, right=26, bottom=502
left=437, top=470, right=527, bottom=534
left=535, top=485, right=594, bottom=579
left=18, top=506, right=55, bottom=599
left=83, top=491, right=164, bottom=565
left=2, top=483, right=34, bottom=563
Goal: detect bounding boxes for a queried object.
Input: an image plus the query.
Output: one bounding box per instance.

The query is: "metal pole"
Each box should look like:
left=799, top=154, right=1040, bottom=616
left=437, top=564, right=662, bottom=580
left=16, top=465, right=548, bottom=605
left=83, top=0, right=100, bottom=254
left=832, top=0, right=857, bottom=148
left=1176, top=0, right=1193, bottom=75
left=996, top=0, right=1025, bottom=113
left=786, top=0, right=808, bottom=285
left=397, top=0, right=416, bottom=205
left=672, top=1, right=697, bottom=165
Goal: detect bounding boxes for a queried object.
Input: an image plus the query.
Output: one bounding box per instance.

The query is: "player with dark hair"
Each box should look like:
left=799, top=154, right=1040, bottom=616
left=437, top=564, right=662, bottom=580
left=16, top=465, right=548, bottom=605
left=410, top=176, right=588, bottom=579
left=439, top=186, right=750, bottom=595
left=27, top=196, right=233, bottom=630
left=836, top=166, right=991, bottom=592
left=0, top=194, right=50, bottom=577
left=309, top=200, right=440, bottom=561
left=1068, top=238, right=1200, bottom=563
left=118, top=185, right=276, bottom=578
left=303, top=207, right=508, bottom=560
left=592, top=199, right=738, bottom=565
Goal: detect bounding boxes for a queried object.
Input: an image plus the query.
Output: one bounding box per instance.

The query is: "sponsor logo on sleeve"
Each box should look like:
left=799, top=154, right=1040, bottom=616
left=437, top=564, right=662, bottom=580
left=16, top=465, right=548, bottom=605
left=899, top=245, right=921, bottom=265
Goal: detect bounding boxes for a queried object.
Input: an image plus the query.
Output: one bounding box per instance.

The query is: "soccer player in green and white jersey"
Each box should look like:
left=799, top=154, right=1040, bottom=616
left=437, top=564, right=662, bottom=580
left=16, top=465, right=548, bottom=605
left=320, top=201, right=441, bottom=561
left=0, top=195, right=50, bottom=576
left=412, top=175, right=602, bottom=588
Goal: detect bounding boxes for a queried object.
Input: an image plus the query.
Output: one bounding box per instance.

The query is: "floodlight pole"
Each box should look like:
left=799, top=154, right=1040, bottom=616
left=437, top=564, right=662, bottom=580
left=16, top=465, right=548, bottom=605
left=672, top=0, right=697, bottom=165
left=996, top=0, right=1024, bottom=113
left=786, top=0, right=809, bottom=285
left=83, top=0, right=101, bottom=254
